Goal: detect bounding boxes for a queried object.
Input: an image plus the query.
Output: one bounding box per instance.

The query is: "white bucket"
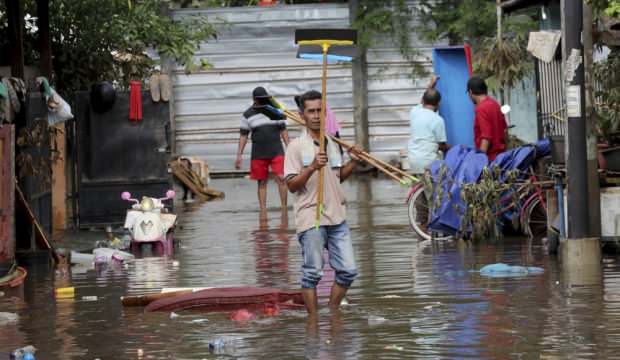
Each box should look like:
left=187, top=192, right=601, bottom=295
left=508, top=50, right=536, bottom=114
left=399, top=149, right=410, bottom=171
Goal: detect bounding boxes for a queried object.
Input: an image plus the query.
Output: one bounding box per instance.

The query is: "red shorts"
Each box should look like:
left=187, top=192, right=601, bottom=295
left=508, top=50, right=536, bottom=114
left=250, top=155, right=284, bottom=180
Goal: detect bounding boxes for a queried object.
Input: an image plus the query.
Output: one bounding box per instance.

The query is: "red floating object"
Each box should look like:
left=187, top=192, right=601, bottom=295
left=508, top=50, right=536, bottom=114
left=145, top=287, right=304, bottom=313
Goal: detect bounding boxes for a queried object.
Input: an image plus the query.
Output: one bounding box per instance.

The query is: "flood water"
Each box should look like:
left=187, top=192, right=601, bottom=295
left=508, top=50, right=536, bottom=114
left=2, top=177, right=620, bottom=359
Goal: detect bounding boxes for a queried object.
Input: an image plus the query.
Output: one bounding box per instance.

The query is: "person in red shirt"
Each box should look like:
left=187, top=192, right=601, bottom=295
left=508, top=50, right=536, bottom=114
left=467, top=76, right=508, bottom=161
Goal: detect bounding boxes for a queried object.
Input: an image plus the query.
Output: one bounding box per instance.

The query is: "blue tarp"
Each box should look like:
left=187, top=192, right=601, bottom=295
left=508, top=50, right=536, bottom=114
left=478, top=263, right=545, bottom=278
left=428, top=146, right=488, bottom=233
left=427, top=139, right=550, bottom=235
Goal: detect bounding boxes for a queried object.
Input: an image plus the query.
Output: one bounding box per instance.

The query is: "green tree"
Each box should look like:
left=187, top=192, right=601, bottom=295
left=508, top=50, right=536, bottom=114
left=590, top=0, right=620, bottom=18
left=416, top=0, right=496, bottom=47
left=0, top=0, right=217, bottom=94
left=416, top=0, right=537, bottom=91
left=350, top=0, right=427, bottom=77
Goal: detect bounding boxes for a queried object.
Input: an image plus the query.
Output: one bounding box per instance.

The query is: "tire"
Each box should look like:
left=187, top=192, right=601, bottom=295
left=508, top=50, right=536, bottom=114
left=407, top=185, right=453, bottom=241
left=522, top=195, right=547, bottom=240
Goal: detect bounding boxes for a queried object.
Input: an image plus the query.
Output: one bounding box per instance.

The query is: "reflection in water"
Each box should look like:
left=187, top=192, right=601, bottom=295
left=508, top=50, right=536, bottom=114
left=2, top=178, right=620, bottom=359
left=253, top=210, right=291, bottom=288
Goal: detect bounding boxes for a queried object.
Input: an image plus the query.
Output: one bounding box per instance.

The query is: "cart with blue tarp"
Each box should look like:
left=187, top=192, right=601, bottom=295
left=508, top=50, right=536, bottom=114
left=407, top=139, right=552, bottom=240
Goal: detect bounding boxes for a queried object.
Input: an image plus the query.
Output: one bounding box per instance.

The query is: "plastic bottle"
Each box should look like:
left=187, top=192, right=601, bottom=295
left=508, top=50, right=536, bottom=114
left=10, top=346, right=36, bottom=360
left=208, top=337, right=235, bottom=353
left=94, top=254, right=108, bottom=264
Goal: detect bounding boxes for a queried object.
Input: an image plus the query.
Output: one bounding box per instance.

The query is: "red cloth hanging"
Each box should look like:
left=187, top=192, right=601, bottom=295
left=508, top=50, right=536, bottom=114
left=129, top=81, right=142, bottom=122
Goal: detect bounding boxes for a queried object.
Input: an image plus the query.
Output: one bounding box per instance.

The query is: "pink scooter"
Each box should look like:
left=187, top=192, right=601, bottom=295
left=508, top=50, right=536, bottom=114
left=121, top=190, right=177, bottom=255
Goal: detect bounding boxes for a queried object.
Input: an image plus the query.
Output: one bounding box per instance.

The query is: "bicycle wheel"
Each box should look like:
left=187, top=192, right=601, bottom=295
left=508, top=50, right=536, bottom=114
left=407, top=185, right=452, bottom=241
left=522, top=196, right=547, bottom=239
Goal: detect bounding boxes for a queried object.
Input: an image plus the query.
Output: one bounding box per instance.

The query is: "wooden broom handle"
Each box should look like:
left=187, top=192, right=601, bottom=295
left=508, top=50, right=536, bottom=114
left=316, top=44, right=329, bottom=226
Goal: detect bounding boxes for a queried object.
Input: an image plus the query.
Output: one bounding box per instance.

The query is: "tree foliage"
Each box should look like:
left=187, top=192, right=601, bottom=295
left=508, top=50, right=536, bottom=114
left=590, top=0, right=620, bottom=18
left=416, top=0, right=537, bottom=90
left=416, top=0, right=496, bottom=47
left=350, top=0, right=427, bottom=77
left=0, top=0, right=217, bottom=94
left=594, top=49, right=620, bottom=143
left=474, top=34, right=532, bottom=91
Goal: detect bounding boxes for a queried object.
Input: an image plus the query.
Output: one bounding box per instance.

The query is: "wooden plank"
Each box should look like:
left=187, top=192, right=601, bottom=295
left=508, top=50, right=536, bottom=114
left=0, top=125, right=15, bottom=264
left=169, top=160, right=224, bottom=200
left=16, top=183, right=59, bottom=262
left=51, top=123, right=67, bottom=232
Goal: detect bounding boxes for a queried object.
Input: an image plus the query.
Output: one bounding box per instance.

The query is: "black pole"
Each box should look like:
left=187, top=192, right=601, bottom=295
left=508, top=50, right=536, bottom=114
left=37, top=0, right=52, bottom=79
left=6, top=0, right=25, bottom=79
left=563, top=0, right=589, bottom=239
left=349, top=0, right=369, bottom=151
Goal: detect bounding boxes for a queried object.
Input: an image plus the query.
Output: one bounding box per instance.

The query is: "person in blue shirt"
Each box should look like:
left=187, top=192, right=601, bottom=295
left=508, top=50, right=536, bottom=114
left=408, top=76, right=449, bottom=174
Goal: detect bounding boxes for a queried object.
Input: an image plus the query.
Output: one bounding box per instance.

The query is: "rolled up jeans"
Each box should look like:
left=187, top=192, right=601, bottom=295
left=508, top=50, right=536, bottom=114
left=298, top=221, right=358, bottom=289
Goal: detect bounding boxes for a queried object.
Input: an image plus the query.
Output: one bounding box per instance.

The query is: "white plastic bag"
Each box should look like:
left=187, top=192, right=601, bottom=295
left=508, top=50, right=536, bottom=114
left=47, top=89, right=74, bottom=125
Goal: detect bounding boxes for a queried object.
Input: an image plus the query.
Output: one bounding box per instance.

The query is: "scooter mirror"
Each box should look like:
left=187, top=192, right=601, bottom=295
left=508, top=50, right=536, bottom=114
left=121, top=192, right=132, bottom=200
left=165, top=190, right=176, bottom=199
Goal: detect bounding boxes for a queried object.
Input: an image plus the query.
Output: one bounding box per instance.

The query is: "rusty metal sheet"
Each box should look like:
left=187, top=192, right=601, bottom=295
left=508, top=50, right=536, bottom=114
left=0, top=125, right=15, bottom=265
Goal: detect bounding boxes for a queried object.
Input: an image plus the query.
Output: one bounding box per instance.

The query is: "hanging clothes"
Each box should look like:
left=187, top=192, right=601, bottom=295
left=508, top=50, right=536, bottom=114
left=129, top=81, right=142, bottom=122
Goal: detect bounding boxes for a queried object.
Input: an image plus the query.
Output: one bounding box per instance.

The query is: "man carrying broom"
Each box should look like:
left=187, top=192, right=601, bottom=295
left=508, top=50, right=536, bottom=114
left=284, top=90, right=362, bottom=314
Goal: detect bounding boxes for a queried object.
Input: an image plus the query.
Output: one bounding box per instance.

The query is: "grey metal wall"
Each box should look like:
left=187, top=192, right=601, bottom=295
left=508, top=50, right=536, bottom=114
left=506, top=76, right=538, bottom=143
left=173, top=3, right=434, bottom=172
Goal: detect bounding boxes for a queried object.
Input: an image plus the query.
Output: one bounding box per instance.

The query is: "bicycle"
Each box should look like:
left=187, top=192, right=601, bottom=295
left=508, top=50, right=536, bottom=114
left=407, top=163, right=550, bottom=241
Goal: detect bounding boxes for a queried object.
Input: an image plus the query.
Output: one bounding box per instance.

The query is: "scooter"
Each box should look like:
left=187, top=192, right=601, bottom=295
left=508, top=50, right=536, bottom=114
left=121, top=190, right=177, bottom=255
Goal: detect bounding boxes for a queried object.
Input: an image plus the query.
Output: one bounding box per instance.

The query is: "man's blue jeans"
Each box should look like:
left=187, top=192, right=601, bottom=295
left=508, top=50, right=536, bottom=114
left=297, top=221, right=358, bottom=289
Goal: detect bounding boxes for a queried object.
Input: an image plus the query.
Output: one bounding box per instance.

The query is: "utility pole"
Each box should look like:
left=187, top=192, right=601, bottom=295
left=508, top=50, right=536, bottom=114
left=563, top=0, right=589, bottom=239
left=561, top=0, right=601, bottom=277
left=6, top=0, right=25, bottom=79
left=582, top=2, right=602, bottom=238
left=160, top=2, right=177, bottom=156
left=349, top=0, right=370, bottom=151
left=37, top=0, right=52, bottom=79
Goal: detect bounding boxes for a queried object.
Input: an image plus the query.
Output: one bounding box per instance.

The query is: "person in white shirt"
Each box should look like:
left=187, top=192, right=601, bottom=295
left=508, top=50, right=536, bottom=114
left=408, top=77, right=449, bottom=174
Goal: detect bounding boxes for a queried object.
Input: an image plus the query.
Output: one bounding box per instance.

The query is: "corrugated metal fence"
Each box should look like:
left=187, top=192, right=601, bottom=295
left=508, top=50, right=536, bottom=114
left=172, top=3, right=435, bottom=172
left=536, top=59, right=567, bottom=137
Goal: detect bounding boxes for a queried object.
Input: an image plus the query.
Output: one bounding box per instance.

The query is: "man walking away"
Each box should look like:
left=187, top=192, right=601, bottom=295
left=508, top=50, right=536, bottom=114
left=467, top=76, right=508, bottom=161
left=235, top=86, right=289, bottom=212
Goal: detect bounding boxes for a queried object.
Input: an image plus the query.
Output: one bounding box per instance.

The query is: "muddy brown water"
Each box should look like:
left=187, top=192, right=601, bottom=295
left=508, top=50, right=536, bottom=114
left=1, top=178, right=619, bottom=359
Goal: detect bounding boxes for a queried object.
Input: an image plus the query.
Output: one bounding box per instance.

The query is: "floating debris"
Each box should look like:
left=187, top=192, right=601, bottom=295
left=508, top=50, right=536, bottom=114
left=0, top=312, right=18, bottom=325
left=477, top=263, right=545, bottom=278
left=368, top=315, right=388, bottom=326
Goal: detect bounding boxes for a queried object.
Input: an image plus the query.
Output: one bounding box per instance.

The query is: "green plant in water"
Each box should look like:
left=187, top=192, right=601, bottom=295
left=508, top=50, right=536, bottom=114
left=424, top=163, right=524, bottom=241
